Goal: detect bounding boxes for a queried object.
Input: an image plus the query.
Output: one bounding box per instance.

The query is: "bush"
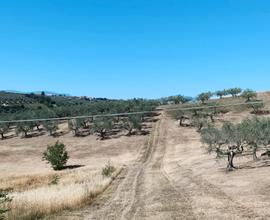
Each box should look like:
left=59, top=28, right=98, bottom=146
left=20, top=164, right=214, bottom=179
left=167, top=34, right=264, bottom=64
left=0, top=190, right=12, bottom=218
left=102, top=161, right=116, bottom=177
left=43, top=141, right=69, bottom=170
left=48, top=175, right=60, bottom=186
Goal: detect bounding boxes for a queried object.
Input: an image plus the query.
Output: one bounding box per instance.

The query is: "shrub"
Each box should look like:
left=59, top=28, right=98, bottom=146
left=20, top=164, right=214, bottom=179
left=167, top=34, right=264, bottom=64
left=43, top=141, right=69, bottom=170
left=0, top=190, right=12, bottom=219
left=102, top=161, right=116, bottom=177
left=49, top=175, right=60, bottom=186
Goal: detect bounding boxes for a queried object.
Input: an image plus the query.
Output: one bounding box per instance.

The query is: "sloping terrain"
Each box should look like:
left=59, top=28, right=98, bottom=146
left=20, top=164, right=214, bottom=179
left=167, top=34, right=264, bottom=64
left=54, top=96, right=270, bottom=219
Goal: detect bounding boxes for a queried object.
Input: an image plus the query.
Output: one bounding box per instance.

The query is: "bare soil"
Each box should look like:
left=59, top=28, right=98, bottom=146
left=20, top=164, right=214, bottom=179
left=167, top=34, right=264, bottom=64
left=53, top=110, right=270, bottom=220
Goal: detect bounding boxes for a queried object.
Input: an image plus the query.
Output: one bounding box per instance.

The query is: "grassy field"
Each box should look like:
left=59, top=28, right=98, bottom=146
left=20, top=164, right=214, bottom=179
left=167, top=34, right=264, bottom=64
left=0, top=118, right=154, bottom=219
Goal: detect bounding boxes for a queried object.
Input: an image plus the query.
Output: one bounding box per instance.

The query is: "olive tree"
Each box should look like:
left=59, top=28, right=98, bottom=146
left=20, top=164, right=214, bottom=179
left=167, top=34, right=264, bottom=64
left=201, top=122, right=244, bottom=171
left=227, top=88, right=242, bottom=98
left=242, top=89, right=257, bottom=102
left=43, top=121, right=59, bottom=136
left=92, top=117, right=112, bottom=140
left=68, top=119, right=85, bottom=136
left=215, top=90, right=227, bottom=99
left=121, top=115, right=142, bottom=135
left=171, top=110, right=189, bottom=127
left=16, top=122, right=34, bottom=137
left=247, top=102, right=264, bottom=114
left=0, top=122, right=10, bottom=140
left=197, top=92, right=212, bottom=104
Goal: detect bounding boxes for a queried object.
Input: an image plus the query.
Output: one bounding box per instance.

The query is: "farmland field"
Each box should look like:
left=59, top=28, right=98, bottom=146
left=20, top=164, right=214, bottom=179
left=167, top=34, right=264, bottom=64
left=1, top=92, right=270, bottom=219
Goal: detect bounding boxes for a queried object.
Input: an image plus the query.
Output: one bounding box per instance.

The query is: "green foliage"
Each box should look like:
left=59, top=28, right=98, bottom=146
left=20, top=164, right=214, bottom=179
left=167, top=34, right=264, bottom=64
left=102, top=161, right=116, bottom=177
left=247, top=102, right=265, bottom=114
left=43, top=121, right=59, bottom=136
left=0, top=190, right=12, bottom=218
left=196, top=92, right=213, bottom=104
left=0, top=122, right=10, bottom=140
left=215, top=90, right=228, bottom=99
left=48, top=175, right=60, bottom=186
left=170, top=110, right=189, bottom=127
left=167, top=95, right=191, bottom=104
left=227, top=88, right=242, bottom=97
left=15, top=121, right=34, bottom=137
left=122, top=115, right=142, bottom=135
left=242, top=89, right=257, bottom=102
left=201, top=117, right=270, bottom=164
left=43, top=141, right=69, bottom=170
left=92, top=118, right=112, bottom=140
left=191, top=114, right=209, bottom=132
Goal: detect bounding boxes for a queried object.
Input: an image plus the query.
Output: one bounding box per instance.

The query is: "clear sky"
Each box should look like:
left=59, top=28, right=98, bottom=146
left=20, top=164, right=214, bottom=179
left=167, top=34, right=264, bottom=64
left=0, top=0, right=270, bottom=99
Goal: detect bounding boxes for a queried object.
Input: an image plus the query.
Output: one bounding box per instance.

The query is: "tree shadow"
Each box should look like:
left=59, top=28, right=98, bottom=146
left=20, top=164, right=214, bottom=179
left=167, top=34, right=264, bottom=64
left=52, top=130, right=70, bottom=137
left=1, top=134, right=17, bottom=140
left=238, top=159, right=270, bottom=170
left=24, top=131, right=47, bottom=138
left=61, top=165, right=85, bottom=170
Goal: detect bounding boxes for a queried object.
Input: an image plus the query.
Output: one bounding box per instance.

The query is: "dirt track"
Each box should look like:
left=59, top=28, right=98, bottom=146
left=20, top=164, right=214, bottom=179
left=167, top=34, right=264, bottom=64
left=56, top=113, right=270, bottom=220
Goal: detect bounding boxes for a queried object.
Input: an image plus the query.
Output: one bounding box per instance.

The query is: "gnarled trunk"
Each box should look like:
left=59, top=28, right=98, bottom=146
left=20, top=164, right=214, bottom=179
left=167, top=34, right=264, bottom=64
left=227, top=148, right=236, bottom=171
left=253, top=144, right=258, bottom=160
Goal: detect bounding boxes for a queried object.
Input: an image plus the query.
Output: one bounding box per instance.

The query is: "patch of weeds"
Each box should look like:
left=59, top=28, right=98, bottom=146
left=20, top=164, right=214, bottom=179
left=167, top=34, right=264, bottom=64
left=102, top=161, right=116, bottom=177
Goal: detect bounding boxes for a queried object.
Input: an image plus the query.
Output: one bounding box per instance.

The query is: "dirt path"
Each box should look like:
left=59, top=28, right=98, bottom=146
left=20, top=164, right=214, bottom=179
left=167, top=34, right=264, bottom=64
left=56, top=113, right=267, bottom=220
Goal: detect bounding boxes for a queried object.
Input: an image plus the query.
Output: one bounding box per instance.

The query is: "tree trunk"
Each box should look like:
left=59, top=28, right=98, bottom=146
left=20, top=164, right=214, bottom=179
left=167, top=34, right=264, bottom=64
left=179, top=118, right=184, bottom=127
left=100, top=130, right=106, bottom=140
left=253, top=144, right=258, bottom=160
left=227, top=150, right=236, bottom=171
left=210, top=115, right=215, bottom=123
left=1, top=133, right=4, bottom=140
left=197, top=123, right=203, bottom=132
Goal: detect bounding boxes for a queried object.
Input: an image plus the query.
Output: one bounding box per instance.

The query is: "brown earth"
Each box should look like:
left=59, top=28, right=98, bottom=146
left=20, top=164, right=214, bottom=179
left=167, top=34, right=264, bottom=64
left=2, top=94, right=270, bottom=219
left=54, top=108, right=270, bottom=220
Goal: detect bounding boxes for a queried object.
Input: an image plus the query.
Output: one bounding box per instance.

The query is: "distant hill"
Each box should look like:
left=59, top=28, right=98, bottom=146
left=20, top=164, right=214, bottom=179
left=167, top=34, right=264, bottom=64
left=1, top=90, right=70, bottom=96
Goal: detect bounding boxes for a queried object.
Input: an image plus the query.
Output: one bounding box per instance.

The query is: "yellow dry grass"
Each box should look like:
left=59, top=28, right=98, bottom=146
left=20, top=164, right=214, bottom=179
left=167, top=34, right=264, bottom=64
left=5, top=167, right=121, bottom=220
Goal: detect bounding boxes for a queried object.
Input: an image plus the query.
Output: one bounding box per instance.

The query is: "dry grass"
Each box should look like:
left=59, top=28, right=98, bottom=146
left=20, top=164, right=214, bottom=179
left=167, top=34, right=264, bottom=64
left=5, top=168, right=121, bottom=220
left=0, top=119, right=152, bottom=219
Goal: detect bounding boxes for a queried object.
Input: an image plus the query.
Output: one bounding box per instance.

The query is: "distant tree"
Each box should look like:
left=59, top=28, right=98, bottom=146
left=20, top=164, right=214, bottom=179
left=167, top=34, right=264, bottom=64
left=92, top=118, right=112, bottom=140
left=197, top=92, right=212, bottom=104
left=191, top=114, right=209, bottom=132
left=43, top=121, right=59, bottom=136
left=171, top=110, right=189, bottom=127
left=68, top=119, right=83, bottom=136
left=122, top=115, right=142, bottom=135
left=242, top=89, right=257, bottom=102
left=16, top=122, right=34, bottom=137
left=0, top=122, right=10, bottom=140
left=248, top=102, right=265, bottom=114
left=43, top=141, right=69, bottom=170
left=168, top=95, right=191, bottom=104
left=227, top=88, right=242, bottom=98
left=216, top=90, right=227, bottom=99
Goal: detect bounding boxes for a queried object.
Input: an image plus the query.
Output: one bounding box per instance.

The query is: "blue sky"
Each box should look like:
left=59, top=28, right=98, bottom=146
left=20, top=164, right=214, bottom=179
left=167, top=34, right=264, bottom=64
left=0, top=0, right=270, bottom=99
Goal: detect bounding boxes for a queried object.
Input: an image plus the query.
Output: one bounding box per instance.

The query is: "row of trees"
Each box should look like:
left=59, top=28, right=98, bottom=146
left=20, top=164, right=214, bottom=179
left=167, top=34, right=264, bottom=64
left=170, top=106, right=229, bottom=132
left=200, top=117, right=270, bottom=171
left=0, top=114, right=147, bottom=140
left=196, top=88, right=257, bottom=104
